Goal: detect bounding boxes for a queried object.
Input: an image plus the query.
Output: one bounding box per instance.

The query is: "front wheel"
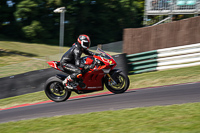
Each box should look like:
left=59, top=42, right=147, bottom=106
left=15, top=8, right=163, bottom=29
left=105, top=71, right=130, bottom=94
left=44, top=76, right=71, bottom=102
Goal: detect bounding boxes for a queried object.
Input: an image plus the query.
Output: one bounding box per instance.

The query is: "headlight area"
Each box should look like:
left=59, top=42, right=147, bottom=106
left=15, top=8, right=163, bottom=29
left=102, top=69, right=111, bottom=74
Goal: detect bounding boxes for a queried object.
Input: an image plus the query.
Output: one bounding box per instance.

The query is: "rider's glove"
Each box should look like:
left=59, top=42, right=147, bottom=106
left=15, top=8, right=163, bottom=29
left=84, top=62, right=95, bottom=70
left=84, top=64, right=94, bottom=70
left=88, top=63, right=95, bottom=69
left=89, top=59, right=97, bottom=69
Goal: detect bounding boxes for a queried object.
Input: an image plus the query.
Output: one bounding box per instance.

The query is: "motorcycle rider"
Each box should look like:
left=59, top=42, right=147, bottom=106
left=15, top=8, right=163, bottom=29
left=60, top=34, right=96, bottom=89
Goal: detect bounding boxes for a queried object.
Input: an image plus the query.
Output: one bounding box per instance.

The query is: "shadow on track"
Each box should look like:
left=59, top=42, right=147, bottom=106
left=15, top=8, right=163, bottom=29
left=67, top=90, right=137, bottom=102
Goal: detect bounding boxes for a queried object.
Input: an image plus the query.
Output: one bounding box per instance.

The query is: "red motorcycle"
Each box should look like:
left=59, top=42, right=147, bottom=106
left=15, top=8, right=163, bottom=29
left=45, top=48, right=130, bottom=102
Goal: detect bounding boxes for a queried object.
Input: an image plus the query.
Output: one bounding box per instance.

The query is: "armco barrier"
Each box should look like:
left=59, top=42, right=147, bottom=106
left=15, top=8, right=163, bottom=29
left=127, top=50, right=158, bottom=74
left=127, top=43, right=200, bottom=75
left=0, top=68, right=65, bottom=99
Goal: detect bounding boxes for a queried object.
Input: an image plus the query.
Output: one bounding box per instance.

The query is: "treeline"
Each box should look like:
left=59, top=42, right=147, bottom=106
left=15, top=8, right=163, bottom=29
left=0, top=0, right=144, bottom=46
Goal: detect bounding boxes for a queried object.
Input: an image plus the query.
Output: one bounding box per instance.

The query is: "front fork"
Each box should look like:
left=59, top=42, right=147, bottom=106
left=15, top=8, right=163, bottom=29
left=107, top=74, right=117, bottom=86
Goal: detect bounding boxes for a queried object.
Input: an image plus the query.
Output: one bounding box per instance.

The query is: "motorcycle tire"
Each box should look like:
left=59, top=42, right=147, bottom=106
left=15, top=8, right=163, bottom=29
left=44, top=76, right=71, bottom=102
left=105, top=71, right=130, bottom=94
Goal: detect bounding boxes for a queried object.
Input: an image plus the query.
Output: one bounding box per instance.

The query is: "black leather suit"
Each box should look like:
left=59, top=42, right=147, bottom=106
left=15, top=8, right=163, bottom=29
left=60, top=42, right=95, bottom=80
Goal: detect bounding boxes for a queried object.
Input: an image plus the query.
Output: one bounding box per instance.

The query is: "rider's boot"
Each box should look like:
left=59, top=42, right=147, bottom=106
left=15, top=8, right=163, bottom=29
left=63, top=75, right=73, bottom=89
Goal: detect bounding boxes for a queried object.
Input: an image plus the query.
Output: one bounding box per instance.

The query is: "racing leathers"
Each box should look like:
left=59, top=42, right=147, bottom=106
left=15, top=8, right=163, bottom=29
left=60, top=42, right=95, bottom=85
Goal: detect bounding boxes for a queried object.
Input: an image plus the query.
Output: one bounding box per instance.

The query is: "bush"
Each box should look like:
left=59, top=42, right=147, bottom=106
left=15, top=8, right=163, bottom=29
left=22, top=21, right=51, bottom=42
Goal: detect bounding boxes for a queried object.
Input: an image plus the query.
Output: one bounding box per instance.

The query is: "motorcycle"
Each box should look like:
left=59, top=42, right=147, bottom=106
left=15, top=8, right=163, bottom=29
left=44, top=48, right=130, bottom=102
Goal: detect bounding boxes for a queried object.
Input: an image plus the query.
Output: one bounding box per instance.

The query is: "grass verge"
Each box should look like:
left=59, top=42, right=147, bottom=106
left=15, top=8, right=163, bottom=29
left=0, top=41, right=62, bottom=57
left=0, top=40, right=69, bottom=77
left=0, top=102, right=200, bottom=133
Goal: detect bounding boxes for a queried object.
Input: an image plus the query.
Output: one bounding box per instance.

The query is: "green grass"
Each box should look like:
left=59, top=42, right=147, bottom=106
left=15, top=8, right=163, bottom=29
left=0, top=51, right=30, bottom=67
left=129, top=65, right=200, bottom=89
left=0, top=40, right=69, bottom=77
left=0, top=102, right=200, bottom=133
left=0, top=41, right=62, bottom=57
left=1, top=65, right=200, bottom=109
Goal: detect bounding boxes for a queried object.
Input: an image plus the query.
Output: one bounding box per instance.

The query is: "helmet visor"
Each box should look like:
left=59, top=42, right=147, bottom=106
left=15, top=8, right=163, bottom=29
left=81, top=40, right=91, bottom=49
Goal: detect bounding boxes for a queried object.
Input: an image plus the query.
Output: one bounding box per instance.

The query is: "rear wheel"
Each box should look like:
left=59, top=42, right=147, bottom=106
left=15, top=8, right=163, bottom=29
left=105, top=71, right=130, bottom=94
left=44, top=76, right=71, bottom=102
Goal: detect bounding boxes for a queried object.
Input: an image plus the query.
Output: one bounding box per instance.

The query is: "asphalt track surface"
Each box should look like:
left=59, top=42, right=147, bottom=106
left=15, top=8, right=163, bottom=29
left=0, top=82, right=200, bottom=123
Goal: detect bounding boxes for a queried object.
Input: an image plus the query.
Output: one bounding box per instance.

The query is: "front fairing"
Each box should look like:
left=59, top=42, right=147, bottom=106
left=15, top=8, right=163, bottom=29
left=94, top=48, right=117, bottom=70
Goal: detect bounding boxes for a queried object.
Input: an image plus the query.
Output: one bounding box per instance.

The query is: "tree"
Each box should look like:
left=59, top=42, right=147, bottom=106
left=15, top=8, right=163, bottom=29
left=63, top=0, right=144, bottom=45
left=0, top=0, right=22, bottom=38
left=15, top=0, right=38, bottom=24
left=1, top=0, right=144, bottom=45
left=14, top=0, right=61, bottom=42
left=22, top=20, right=50, bottom=42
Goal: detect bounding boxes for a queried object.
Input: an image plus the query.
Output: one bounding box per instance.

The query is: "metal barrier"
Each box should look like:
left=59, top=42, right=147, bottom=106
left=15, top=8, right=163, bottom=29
left=145, top=0, right=200, bottom=15
left=150, top=0, right=198, bottom=10
left=150, top=0, right=172, bottom=10
left=127, top=50, right=158, bottom=74
left=127, top=43, right=200, bottom=75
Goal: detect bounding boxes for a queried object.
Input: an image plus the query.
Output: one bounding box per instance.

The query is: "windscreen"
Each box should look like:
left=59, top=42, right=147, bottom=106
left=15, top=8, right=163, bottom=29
left=96, top=48, right=112, bottom=59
